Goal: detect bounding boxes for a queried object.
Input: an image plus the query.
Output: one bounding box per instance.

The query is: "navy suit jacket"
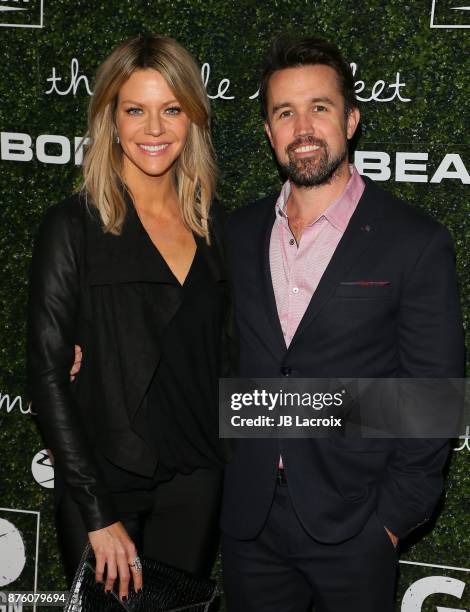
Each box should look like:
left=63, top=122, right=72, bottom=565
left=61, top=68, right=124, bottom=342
left=221, top=176, right=465, bottom=542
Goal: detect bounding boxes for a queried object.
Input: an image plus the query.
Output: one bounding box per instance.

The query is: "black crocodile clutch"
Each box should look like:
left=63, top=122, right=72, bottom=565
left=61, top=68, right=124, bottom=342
left=64, top=544, right=217, bottom=612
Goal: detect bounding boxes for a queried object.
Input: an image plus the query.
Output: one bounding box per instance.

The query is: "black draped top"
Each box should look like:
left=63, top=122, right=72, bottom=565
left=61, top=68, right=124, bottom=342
left=142, top=240, right=227, bottom=479
left=93, top=235, right=229, bottom=496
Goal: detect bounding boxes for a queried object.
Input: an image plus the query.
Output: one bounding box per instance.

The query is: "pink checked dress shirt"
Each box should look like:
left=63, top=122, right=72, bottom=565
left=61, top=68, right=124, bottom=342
left=269, top=167, right=366, bottom=348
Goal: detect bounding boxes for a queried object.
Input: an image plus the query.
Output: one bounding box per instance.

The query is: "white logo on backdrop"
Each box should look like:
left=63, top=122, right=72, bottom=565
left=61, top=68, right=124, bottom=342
left=31, top=449, right=54, bottom=489
left=354, top=151, right=470, bottom=184
left=401, top=576, right=467, bottom=611
left=45, top=58, right=93, bottom=97
left=431, top=0, right=470, bottom=28
left=349, top=63, right=411, bottom=103
left=454, top=425, right=470, bottom=452
left=0, top=518, right=26, bottom=586
left=0, top=0, right=44, bottom=29
left=3, top=132, right=469, bottom=184
left=0, top=508, right=40, bottom=596
left=44, top=57, right=412, bottom=104
left=0, top=392, right=34, bottom=416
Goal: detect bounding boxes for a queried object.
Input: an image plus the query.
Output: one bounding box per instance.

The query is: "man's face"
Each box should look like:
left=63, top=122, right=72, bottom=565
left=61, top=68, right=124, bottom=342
left=264, top=64, right=360, bottom=187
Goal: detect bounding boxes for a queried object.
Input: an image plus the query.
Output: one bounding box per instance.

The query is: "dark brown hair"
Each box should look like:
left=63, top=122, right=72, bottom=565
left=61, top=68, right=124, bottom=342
left=259, top=34, right=357, bottom=121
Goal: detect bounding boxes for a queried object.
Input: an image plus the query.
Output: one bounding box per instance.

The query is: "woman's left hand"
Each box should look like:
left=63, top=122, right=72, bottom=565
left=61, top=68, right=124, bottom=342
left=88, top=521, right=143, bottom=600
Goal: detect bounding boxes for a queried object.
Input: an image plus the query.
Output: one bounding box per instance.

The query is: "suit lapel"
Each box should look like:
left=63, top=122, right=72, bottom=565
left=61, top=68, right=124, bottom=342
left=288, top=179, right=385, bottom=350
left=261, top=204, right=288, bottom=355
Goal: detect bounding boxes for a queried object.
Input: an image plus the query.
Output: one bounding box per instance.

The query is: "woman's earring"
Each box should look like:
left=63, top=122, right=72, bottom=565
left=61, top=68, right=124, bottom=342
left=116, top=134, right=120, bottom=144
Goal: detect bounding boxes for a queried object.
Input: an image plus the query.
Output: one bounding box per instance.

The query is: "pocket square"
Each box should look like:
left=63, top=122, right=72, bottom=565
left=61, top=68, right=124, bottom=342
left=340, top=280, right=391, bottom=287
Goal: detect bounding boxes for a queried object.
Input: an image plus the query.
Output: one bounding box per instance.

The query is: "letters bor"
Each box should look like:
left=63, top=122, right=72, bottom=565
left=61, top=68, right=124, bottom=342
left=0, top=0, right=42, bottom=28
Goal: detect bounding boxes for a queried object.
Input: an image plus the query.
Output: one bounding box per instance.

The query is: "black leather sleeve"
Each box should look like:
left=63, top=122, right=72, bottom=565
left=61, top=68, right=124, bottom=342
left=27, top=200, right=118, bottom=532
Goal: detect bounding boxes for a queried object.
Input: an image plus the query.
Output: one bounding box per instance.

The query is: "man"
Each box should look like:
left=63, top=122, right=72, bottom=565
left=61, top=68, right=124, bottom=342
left=220, top=35, right=464, bottom=612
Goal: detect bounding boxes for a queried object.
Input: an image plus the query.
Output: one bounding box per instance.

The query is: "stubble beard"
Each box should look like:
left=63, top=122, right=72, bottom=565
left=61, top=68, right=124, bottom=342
left=280, top=136, right=348, bottom=188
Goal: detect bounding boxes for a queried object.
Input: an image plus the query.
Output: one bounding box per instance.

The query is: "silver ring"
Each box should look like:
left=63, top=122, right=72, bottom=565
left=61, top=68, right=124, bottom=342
left=129, top=556, right=142, bottom=572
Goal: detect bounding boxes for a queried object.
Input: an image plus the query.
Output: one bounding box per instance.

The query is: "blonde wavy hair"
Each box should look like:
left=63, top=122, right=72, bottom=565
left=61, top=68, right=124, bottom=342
left=81, top=34, right=217, bottom=242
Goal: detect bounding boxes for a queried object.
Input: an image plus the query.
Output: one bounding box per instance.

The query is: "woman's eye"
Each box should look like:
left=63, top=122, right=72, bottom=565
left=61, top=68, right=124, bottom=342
left=165, top=106, right=182, bottom=115
left=125, top=107, right=143, bottom=116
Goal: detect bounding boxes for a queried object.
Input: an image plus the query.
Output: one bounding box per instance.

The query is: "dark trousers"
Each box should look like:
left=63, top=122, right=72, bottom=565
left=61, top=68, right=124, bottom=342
left=222, top=484, right=398, bottom=612
left=56, top=467, right=223, bottom=585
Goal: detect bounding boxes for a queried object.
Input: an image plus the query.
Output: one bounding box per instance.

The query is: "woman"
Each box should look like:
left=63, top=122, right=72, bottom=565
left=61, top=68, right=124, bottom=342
left=27, top=34, right=233, bottom=601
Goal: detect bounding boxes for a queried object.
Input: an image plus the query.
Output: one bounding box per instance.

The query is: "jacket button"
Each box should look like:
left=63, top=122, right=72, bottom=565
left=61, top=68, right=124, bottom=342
left=280, top=366, right=292, bottom=377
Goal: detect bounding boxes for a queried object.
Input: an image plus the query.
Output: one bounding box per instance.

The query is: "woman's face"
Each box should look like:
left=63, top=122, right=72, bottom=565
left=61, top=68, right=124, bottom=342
left=115, top=68, right=190, bottom=181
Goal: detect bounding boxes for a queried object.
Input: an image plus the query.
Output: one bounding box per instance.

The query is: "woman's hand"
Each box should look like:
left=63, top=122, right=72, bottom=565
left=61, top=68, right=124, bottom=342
left=384, top=526, right=399, bottom=548
left=70, top=345, right=82, bottom=381
left=88, top=521, right=143, bottom=600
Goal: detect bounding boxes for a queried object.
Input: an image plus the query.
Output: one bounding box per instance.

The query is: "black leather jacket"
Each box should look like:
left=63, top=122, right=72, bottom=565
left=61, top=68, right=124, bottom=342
left=27, top=194, right=235, bottom=532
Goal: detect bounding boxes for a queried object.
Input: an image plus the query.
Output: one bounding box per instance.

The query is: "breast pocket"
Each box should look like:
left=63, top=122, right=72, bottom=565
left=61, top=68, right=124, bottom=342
left=334, top=283, right=393, bottom=299
left=326, top=281, right=397, bottom=335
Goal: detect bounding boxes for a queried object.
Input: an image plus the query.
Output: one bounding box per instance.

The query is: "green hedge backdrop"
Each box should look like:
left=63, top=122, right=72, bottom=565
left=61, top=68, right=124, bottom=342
left=0, top=1, right=468, bottom=610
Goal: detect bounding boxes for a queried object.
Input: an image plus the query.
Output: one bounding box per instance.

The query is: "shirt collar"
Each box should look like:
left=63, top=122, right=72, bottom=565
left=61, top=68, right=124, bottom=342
left=274, top=166, right=365, bottom=233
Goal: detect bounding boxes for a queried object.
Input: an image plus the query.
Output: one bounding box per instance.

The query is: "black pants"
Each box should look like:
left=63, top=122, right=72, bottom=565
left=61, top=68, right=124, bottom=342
left=222, top=484, right=398, bottom=612
left=56, top=467, right=223, bottom=586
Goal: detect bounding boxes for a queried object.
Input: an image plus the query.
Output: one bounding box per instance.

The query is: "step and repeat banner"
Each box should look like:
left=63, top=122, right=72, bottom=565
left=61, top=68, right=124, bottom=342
left=0, top=1, right=468, bottom=610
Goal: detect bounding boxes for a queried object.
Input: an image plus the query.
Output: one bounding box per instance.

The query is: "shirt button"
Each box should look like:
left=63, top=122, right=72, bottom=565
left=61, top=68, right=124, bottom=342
left=292, top=287, right=299, bottom=294
left=289, top=238, right=295, bottom=246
